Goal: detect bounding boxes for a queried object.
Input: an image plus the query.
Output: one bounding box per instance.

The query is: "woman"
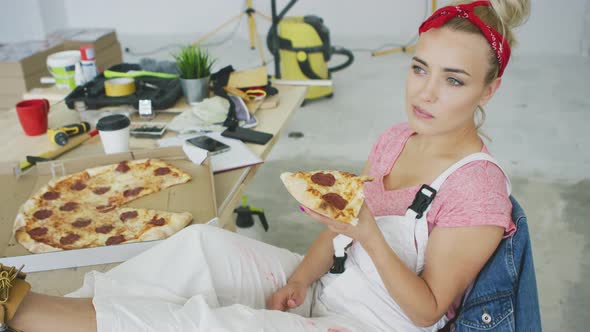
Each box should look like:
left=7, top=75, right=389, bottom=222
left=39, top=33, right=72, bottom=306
left=4, top=0, right=530, bottom=330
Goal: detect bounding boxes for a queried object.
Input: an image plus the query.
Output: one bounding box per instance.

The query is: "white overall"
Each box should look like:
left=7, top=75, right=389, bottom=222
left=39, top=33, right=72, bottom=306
left=69, top=152, right=510, bottom=332
left=319, top=152, right=511, bottom=331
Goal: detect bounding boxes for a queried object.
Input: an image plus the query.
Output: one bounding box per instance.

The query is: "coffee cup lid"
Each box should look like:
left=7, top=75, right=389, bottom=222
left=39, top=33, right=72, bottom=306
left=96, top=114, right=130, bottom=131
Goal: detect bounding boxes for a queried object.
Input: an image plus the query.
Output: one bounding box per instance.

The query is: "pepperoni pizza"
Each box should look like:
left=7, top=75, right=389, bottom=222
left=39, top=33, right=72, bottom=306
left=14, top=159, right=193, bottom=253
left=280, top=171, right=373, bottom=225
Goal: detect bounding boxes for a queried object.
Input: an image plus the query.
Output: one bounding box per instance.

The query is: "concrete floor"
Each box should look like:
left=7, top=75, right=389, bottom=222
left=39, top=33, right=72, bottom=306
left=27, top=34, right=587, bottom=331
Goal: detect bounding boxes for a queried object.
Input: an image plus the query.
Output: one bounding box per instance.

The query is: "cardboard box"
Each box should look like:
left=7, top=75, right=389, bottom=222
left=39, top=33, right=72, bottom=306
left=0, top=146, right=217, bottom=272
left=0, top=36, right=123, bottom=111
left=0, top=41, right=123, bottom=96
left=49, top=28, right=118, bottom=54
left=0, top=93, right=23, bottom=110
left=94, top=41, right=123, bottom=70
left=0, top=29, right=119, bottom=79
left=0, top=69, right=48, bottom=95
left=0, top=41, right=63, bottom=78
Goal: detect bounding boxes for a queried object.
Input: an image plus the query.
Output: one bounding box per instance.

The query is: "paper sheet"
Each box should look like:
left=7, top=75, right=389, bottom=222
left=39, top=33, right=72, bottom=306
left=166, top=97, right=228, bottom=134
left=158, top=132, right=262, bottom=173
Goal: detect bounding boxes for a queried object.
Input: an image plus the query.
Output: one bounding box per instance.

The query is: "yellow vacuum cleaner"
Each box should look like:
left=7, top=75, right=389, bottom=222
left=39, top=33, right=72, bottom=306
left=268, top=1, right=354, bottom=101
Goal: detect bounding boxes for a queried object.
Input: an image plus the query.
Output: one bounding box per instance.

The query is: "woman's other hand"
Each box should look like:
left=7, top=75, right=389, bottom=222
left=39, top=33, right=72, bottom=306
left=300, top=203, right=380, bottom=246
left=266, top=280, right=307, bottom=311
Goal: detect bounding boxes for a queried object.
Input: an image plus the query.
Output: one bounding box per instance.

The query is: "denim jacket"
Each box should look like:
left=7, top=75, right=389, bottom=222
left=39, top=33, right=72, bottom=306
left=452, top=196, right=542, bottom=331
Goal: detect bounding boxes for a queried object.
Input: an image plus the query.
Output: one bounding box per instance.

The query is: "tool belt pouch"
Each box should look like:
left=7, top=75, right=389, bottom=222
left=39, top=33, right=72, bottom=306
left=65, top=63, right=182, bottom=111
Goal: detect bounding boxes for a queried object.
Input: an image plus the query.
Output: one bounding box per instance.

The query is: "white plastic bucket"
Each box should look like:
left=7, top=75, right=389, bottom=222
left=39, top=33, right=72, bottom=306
left=47, top=50, right=80, bottom=90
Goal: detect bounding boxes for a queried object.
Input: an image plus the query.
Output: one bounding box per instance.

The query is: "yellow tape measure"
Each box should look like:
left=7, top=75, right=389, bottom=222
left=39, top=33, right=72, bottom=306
left=104, top=77, right=136, bottom=97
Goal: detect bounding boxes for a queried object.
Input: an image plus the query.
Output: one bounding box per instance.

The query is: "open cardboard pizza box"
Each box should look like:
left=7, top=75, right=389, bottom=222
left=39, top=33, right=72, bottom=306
left=0, top=146, right=217, bottom=272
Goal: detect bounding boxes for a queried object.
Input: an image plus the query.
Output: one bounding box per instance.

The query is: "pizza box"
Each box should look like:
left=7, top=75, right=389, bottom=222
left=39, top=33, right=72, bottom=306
left=0, top=146, right=217, bottom=272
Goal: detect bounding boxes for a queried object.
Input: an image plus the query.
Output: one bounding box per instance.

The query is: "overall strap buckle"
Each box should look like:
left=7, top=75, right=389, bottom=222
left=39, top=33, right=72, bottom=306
left=408, top=184, right=437, bottom=219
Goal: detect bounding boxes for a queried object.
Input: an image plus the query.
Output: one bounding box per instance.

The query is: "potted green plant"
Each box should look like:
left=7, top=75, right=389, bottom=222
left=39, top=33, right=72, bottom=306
left=174, top=45, right=215, bottom=104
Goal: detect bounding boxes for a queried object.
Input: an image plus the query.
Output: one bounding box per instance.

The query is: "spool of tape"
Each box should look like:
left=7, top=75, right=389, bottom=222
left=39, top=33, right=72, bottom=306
left=104, top=77, right=136, bottom=97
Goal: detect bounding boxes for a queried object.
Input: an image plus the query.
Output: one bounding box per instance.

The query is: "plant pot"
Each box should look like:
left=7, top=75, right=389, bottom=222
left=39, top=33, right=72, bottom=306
left=180, top=76, right=210, bottom=105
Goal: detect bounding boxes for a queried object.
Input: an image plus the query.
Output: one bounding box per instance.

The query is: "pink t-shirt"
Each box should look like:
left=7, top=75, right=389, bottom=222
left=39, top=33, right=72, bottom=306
left=363, top=122, right=515, bottom=319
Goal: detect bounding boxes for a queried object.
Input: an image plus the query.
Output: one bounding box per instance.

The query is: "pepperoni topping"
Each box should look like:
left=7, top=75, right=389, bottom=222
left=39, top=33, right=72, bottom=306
left=96, top=205, right=116, bottom=213
left=149, top=217, right=166, bottom=226
left=95, top=225, right=114, bottom=234
left=154, top=167, right=171, bottom=176
left=119, top=211, right=138, bottom=221
left=311, top=172, right=336, bottom=187
left=123, top=187, right=143, bottom=197
left=33, top=209, right=52, bottom=220
left=60, top=233, right=80, bottom=245
left=72, top=218, right=92, bottom=228
left=92, top=186, right=111, bottom=195
left=42, top=191, right=60, bottom=200
left=70, top=181, right=86, bottom=191
left=321, top=193, right=348, bottom=210
left=115, top=161, right=130, bottom=173
left=28, top=227, right=48, bottom=237
left=59, top=201, right=79, bottom=211
left=106, top=235, right=125, bottom=246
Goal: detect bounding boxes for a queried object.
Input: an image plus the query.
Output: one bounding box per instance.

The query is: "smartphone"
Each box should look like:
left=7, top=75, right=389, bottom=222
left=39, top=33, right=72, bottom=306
left=186, top=136, right=231, bottom=155
left=221, top=127, right=273, bottom=145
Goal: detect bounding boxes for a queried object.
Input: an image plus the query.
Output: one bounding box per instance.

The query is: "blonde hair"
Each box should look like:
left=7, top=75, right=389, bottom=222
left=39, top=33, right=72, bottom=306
left=446, top=0, right=531, bottom=84
left=443, top=0, right=530, bottom=135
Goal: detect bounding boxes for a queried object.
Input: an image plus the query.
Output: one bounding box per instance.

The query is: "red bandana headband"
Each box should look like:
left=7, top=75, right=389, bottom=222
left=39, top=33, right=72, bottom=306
left=418, top=0, right=511, bottom=77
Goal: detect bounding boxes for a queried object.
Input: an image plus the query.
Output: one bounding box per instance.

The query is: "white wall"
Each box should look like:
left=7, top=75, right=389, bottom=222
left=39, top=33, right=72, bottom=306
left=0, top=0, right=46, bottom=43
left=38, top=0, right=69, bottom=35
left=515, top=0, right=589, bottom=55
left=583, top=0, right=590, bottom=55
left=2, top=0, right=589, bottom=55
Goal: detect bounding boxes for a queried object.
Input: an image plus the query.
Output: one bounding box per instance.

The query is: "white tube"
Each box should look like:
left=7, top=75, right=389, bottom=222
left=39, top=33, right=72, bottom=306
left=273, top=79, right=333, bottom=87
left=40, top=77, right=56, bottom=84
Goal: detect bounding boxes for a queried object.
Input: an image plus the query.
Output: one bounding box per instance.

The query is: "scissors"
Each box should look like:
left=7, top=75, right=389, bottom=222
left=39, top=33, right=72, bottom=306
left=245, top=88, right=267, bottom=101
left=0, top=265, right=24, bottom=303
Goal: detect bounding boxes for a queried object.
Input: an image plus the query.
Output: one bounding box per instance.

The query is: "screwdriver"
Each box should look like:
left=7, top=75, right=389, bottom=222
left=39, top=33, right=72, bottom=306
left=48, top=121, right=91, bottom=146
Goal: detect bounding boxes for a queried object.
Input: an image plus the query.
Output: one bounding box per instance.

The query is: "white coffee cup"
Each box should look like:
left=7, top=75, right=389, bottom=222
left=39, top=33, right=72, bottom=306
left=96, top=114, right=131, bottom=154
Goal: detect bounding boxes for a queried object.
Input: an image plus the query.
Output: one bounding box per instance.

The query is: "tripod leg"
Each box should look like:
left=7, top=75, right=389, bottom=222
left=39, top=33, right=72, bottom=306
left=254, top=22, right=267, bottom=65
left=193, top=12, right=244, bottom=47
left=371, top=0, right=434, bottom=57
left=371, top=46, right=404, bottom=57
left=243, top=0, right=266, bottom=65
left=255, top=11, right=272, bottom=22
left=247, top=0, right=256, bottom=50
left=371, top=45, right=416, bottom=57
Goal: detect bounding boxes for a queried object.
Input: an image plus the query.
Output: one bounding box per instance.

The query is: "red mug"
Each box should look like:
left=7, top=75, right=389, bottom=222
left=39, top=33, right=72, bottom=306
left=16, top=99, right=50, bottom=136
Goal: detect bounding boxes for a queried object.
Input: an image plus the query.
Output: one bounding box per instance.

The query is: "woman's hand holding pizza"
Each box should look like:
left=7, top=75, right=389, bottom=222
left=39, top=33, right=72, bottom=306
left=281, top=170, right=378, bottom=245
left=300, top=203, right=380, bottom=246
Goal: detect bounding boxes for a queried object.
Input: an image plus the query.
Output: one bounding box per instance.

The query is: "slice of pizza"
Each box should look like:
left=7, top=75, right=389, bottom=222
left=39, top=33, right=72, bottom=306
left=14, top=206, right=193, bottom=253
left=281, top=171, right=373, bottom=225
left=29, top=159, right=192, bottom=210
left=13, top=159, right=195, bottom=253
left=82, top=159, right=193, bottom=208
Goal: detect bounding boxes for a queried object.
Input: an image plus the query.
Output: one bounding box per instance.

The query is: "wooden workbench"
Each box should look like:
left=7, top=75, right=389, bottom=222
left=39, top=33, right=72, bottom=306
left=0, top=84, right=306, bottom=295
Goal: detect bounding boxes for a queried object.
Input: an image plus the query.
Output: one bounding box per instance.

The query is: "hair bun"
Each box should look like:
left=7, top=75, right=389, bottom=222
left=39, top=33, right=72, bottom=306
left=489, top=0, right=531, bottom=30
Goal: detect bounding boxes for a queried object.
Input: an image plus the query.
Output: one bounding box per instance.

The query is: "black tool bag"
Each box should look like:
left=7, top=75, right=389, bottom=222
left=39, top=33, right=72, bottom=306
left=64, top=63, right=182, bottom=111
